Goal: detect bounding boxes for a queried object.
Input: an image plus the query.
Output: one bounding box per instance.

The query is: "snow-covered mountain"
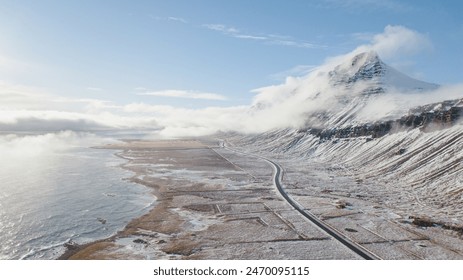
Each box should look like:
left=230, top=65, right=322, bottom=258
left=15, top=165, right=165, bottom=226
left=329, top=51, right=438, bottom=92
left=250, top=51, right=442, bottom=131
left=244, top=51, right=461, bottom=154
left=228, top=51, right=463, bottom=236
left=321, top=51, right=441, bottom=127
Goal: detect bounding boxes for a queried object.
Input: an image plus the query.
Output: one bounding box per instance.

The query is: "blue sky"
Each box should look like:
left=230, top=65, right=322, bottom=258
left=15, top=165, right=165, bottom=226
left=1, top=1, right=462, bottom=105
left=0, top=0, right=462, bottom=132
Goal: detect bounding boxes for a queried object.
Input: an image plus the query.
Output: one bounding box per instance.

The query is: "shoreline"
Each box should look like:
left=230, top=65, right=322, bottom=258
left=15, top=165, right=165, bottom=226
left=59, top=144, right=161, bottom=259
left=60, top=138, right=463, bottom=260
left=59, top=139, right=214, bottom=259
left=60, top=138, right=362, bottom=259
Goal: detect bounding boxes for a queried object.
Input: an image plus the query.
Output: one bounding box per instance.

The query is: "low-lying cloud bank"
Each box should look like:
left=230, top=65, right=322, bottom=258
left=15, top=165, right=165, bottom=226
left=1, top=25, right=461, bottom=138
left=0, top=131, right=110, bottom=160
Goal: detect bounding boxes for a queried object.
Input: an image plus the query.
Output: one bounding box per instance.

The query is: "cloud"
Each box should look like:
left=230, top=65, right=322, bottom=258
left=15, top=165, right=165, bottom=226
left=167, top=16, right=187, bottom=23
left=0, top=25, right=459, bottom=139
left=0, top=109, right=162, bottom=132
left=203, top=24, right=266, bottom=41
left=121, top=103, right=249, bottom=138
left=369, top=25, right=432, bottom=57
left=150, top=15, right=188, bottom=24
left=0, top=81, right=160, bottom=131
left=202, top=24, right=240, bottom=34
left=354, top=83, right=463, bottom=123
left=354, top=25, right=432, bottom=59
left=0, top=81, right=54, bottom=110
left=203, top=23, right=325, bottom=49
left=268, top=40, right=320, bottom=48
left=0, top=131, right=117, bottom=162
left=0, top=111, right=108, bottom=131
left=235, top=26, right=443, bottom=131
left=233, top=34, right=268, bottom=40
left=323, top=25, right=433, bottom=71
left=270, top=65, right=318, bottom=81
left=138, top=90, right=228, bottom=101
left=152, top=17, right=324, bottom=48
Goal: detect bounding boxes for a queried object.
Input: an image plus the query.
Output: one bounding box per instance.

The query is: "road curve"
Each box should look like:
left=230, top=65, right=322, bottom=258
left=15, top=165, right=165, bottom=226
left=222, top=142, right=380, bottom=260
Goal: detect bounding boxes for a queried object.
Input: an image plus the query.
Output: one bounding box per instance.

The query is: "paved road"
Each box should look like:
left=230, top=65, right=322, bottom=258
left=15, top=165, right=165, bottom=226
left=223, top=142, right=380, bottom=260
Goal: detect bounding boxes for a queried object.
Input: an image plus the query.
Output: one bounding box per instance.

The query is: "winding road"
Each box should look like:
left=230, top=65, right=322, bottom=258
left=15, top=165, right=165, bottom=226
left=222, top=141, right=380, bottom=260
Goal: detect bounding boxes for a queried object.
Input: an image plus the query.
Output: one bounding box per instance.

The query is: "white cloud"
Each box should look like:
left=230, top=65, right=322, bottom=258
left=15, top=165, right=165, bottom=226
left=153, top=18, right=324, bottom=48
left=234, top=34, right=267, bottom=40
left=203, top=23, right=324, bottom=49
left=151, top=15, right=188, bottom=24
left=268, top=39, right=321, bottom=48
left=138, top=90, right=228, bottom=101
left=0, top=81, right=54, bottom=110
left=269, top=65, right=318, bottom=82
left=126, top=103, right=249, bottom=138
left=203, top=24, right=239, bottom=34
left=322, top=25, right=433, bottom=72
left=0, top=109, right=161, bottom=132
left=0, top=131, right=108, bottom=160
left=0, top=81, right=159, bottom=131
left=355, top=25, right=432, bottom=59
left=0, top=110, right=107, bottom=131
left=203, top=24, right=264, bottom=41
left=0, top=25, right=459, bottom=139
left=167, top=17, right=187, bottom=23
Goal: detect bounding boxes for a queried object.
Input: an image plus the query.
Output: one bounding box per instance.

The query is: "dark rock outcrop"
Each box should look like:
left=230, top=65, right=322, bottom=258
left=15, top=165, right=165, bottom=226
left=306, top=99, right=463, bottom=141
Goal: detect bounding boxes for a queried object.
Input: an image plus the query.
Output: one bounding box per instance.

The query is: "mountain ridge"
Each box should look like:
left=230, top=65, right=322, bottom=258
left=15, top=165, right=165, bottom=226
left=329, top=51, right=439, bottom=92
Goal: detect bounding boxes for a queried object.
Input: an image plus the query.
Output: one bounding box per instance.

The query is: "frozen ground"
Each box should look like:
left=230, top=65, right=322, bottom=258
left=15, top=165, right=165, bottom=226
left=226, top=123, right=463, bottom=259
left=63, top=139, right=364, bottom=259
left=64, top=131, right=463, bottom=259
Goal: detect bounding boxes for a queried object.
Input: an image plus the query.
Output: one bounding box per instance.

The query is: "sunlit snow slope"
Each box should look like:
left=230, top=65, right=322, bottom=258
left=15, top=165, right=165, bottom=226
left=234, top=51, right=463, bottom=223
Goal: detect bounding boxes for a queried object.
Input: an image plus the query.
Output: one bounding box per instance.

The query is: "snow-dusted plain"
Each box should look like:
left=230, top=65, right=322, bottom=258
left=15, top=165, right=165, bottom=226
left=224, top=121, right=463, bottom=259
left=221, top=51, right=463, bottom=259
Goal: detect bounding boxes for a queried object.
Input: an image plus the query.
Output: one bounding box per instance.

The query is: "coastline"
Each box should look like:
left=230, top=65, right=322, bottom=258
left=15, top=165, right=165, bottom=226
left=59, top=139, right=214, bottom=259
left=60, top=138, right=463, bottom=260
left=60, top=138, right=361, bottom=259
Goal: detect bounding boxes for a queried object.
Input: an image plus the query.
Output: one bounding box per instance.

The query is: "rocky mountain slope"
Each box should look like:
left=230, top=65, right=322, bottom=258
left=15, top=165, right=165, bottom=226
left=229, top=51, right=463, bottom=228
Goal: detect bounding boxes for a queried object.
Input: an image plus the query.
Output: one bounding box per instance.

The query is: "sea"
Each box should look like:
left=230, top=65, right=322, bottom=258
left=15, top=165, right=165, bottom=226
left=0, top=131, right=156, bottom=259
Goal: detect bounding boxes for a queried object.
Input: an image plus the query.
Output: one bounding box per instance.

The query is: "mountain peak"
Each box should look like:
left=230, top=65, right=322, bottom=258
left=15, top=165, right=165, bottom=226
left=329, top=51, right=385, bottom=86
left=350, top=51, right=381, bottom=68
left=329, top=51, right=438, bottom=92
